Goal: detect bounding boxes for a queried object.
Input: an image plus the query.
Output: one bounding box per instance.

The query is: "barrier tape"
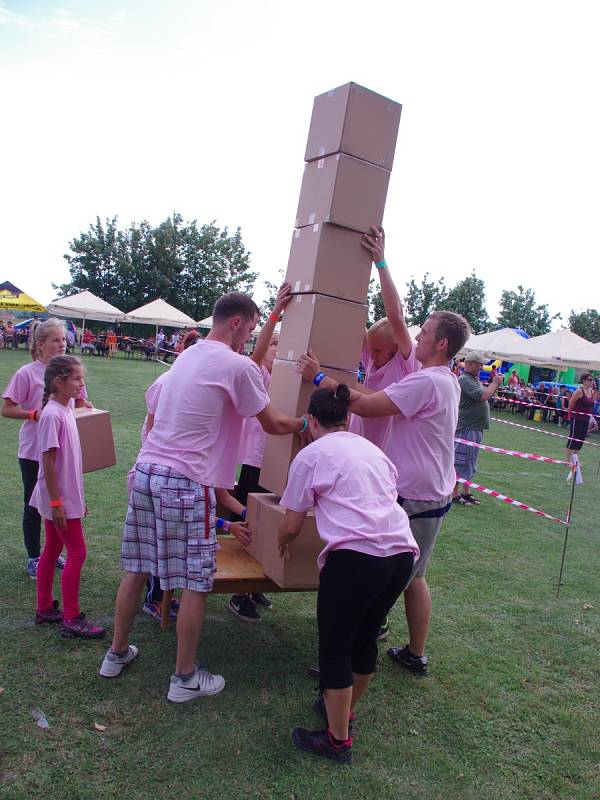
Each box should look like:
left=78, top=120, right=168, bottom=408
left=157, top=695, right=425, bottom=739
left=454, top=437, right=572, bottom=466
left=496, top=395, right=597, bottom=419
left=456, top=478, right=568, bottom=525
left=491, top=416, right=600, bottom=447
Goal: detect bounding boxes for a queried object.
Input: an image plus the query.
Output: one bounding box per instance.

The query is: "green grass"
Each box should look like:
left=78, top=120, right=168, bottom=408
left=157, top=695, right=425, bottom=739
left=1, top=350, right=599, bottom=800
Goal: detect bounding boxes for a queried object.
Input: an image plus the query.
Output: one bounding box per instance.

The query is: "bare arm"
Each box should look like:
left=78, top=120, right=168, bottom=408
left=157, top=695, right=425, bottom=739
left=256, top=403, right=305, bottom=436
left=479, top=375, right=503, bottom=402
left=1, top=397, right=39, bottom=421
left=277, top=509, right=308, bottom=553
left=42, top=448, right=67, bottom=529
left=296, top=350, right=375, bottom=395
left=146, top=413, right=155, bottom=434
left=214, top=488, right=252, bottom=546
left=252, top=282, right=292, bottom=366
left=567, top=388, right=583, bottom=414
left=350, top=390, right=404, bottom=419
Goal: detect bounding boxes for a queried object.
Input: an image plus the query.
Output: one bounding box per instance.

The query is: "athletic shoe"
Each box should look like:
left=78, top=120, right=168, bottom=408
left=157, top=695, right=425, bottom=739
left=228, top=594, right=260, bottom=622
left=35, top=600, right=63, bottom=625
left=167, top=666, right=225, bottom=703
left=292, top=728, right=352, bottom=765
left=307, top=665, right=320, bottom=678
left=99, top=645, right=139, bottom=678
left=314, top=695, right=356, bottom=737
left=143, top=600, right=177, bottom=622
left=27, top=558, right=40, bottom=580
left=60, top=613, right=106, bottom=639
left=376, top=615, right=390, bottom=641
left=55, top=555, right=67, bottom=570
left=387, top=645, right=428, bottom=675
left=463, top=493, right=480, bottom=506
left=251, top=592, right=273, bottom=609
left=452, top=495, right=468, bottom=506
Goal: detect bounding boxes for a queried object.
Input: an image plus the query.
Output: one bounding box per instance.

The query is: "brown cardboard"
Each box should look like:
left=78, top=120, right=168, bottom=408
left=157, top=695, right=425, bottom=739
left=246, top=493, right=321, bottom=589
left=259, top=429, right=301, bottom=497
left=295, top=153, right=390, bottom=233
left=285, top=223, right=372, bottom=305
left=74, top=408, right=116, bottom=473
left=276, top=293, right=367, bottom=370
left=305, top=82, right=401, bottom=170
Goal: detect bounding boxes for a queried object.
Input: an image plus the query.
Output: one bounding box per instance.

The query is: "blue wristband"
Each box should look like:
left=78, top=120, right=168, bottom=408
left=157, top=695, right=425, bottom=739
left=313, top=371, right=325, bottom=386
left=299, top=416, right=308, bottom=433
left=241, top=508, right=247, bottom=521
left=375, top=260, right=387, bottom=269
left=216, top=517, right=225, bottom=529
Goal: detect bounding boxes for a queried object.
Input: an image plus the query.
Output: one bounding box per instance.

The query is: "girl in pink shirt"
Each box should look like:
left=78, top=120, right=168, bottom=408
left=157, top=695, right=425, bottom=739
left=31, top=356, right=105, bottom=639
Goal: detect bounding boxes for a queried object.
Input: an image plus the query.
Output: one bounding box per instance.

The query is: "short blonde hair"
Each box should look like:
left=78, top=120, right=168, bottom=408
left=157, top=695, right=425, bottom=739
left=367, top=317, right=395, bottom=342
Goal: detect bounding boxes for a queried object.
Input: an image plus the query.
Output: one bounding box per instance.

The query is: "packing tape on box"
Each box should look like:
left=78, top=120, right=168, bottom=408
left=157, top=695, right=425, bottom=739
left=294, top=281, right=301, bottom=292
left=308, top=213, right=315, bottom=224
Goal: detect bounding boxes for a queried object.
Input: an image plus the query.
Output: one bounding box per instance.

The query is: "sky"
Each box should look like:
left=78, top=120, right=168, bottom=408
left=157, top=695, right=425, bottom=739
left=1, top=0, right=599, bottom=326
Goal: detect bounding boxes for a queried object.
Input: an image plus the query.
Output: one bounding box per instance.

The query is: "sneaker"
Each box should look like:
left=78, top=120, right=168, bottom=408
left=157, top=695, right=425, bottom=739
left=143, top=600, right=177, bottom=622
left=27, top=558, right=40, bottom=580
left=35, top=600, right=63, bottom=625
left=228, top=594, right=260, bottom=622
left=167, top=666, right=225, bottom=703
left=387, top=645, right=428, bottom=675
left=452, top=495, right=468, bottom=506
left=376, top=615, right=390, bottom=641
left=99, top=645, right=139, bottom=678
left=307, top=665, right=320, bottom=679
left=314, top=695, right=356, bottom=737
left=251, top=592, right=273, bottom=609
left=55, top=555, right=67, bottom=570
left=292, top=727, right=352, bottom=765
left=463, top=493, right=480, bottom=506
left=60, top=613, right=106, bottom=639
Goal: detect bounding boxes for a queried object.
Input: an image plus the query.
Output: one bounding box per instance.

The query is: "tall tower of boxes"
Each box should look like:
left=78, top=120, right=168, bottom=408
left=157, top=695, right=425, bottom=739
left=246, top=82, right=402, bottom=588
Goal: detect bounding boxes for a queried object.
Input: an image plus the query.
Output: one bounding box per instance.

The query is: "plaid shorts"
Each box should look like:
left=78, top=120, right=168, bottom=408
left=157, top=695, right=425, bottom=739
left=121, top=463, right=218, bottom=592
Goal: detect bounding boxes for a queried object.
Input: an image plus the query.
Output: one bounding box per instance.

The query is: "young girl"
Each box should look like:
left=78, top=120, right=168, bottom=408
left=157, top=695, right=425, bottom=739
left=2, top=318, right=91, bottom=578
left=31, top=355, right=105, bottom=638
left=278, top=385, right=419, bottom=765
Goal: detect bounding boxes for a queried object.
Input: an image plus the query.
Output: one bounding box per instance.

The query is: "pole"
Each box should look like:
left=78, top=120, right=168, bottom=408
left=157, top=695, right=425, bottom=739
left=556, top=459, right=578, bottom=598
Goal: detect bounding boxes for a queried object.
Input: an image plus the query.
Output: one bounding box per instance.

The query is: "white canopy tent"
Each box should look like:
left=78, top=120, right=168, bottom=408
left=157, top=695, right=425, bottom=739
left=460, top=328, right=529, bottom=359
left=46, top=290, right=125, bottom=345
left=551, top=340, right=600, bottom=371
left=124, top=299, right=197, bottom=356
left=485, top=329, right=591, bottom=368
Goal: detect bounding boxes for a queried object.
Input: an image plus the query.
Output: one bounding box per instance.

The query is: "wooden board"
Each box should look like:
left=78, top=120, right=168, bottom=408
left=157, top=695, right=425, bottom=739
left=212, top=537, right=315, bottom=594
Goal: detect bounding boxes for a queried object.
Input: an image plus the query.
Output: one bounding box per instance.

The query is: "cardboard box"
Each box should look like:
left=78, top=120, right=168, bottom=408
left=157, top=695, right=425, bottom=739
left=276, top=293, right=367, bottom=370
left=285, top=223, right=372, bottom=305
left=74, top=408, right=116, bottom=473
left=246, top=493, right=321, bottom=589
left=259, top=429, right=301, bottom=497
left=295, top=153, right=390, bottom=233
left=305, top=82, right=402, bottom=170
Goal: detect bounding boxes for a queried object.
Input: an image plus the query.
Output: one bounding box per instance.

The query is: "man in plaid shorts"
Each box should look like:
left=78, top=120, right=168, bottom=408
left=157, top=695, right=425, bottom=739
left=100, top=292, right=307, bottom=703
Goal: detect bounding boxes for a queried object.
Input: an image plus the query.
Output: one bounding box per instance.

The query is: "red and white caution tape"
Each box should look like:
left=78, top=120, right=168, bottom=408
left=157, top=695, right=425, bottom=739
left=496, top=395, right=597, bottom=419
left=491, top=416, right=600, bottom=447
left=456, top=478, right=568, bottom=525
left=454, top=437, right=572, bottom=466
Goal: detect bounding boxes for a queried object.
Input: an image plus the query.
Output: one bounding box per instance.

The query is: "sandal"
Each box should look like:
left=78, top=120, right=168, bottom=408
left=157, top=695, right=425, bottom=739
left=452, top=495, right=468, bottom=505
left=463, top=493, right=481, bottom=505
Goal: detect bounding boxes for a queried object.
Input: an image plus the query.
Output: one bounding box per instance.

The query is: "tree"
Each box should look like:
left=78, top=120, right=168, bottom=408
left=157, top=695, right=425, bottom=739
left=366, top=279, right=385, bottom=326
left=55, top=213, right=258, bottom=321
left=496, top=285, right=560, bottom=336
left=440, top=271, right=490, bottom=334
left=568, top=309, right=600, bottom=343
left=403, top=273, right=447, bottom=326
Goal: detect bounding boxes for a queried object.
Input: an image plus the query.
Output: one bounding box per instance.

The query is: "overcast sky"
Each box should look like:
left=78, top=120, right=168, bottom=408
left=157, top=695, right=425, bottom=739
left=1, top=0, right=599, bottom=325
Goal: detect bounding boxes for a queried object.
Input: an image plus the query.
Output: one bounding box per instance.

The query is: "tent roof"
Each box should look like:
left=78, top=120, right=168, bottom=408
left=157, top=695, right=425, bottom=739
left=125, top=298, right=196, bottom=328
left=46, top=290, right=125, bottom=323
left=0, top=282, right=46, bottom=313
left=549, top=340, right=600, bottom=370
left=490, top=329, right=590, bottom=367
left=460, top=328, right=529, bottom=358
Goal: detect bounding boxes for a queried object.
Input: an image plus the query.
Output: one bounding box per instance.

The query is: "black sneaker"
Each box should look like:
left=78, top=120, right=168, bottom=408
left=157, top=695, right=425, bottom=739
left=314, top=695, right=356, bottom=737
left=250, top=592, right=273, bottom=609
left=376, top=615, right=390, bottom=641
left=387, top=645, right=428, bottom=675
left=228, top=594, right=260, bottom=622
left=292, top=727, right=352, bottom=765
left=307, top=665, right=320, bottom=678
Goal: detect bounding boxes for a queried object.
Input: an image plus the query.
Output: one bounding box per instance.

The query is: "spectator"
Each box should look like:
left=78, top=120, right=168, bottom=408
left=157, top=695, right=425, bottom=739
left=81, top=329, right=95, bottom=355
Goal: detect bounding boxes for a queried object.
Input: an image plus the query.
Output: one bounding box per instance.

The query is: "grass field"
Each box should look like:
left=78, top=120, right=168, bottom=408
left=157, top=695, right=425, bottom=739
left=1, top=350, right=599, bottom=800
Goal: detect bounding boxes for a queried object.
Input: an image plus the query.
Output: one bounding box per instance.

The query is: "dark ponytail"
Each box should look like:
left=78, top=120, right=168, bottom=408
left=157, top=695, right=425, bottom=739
left=42, top=355, right=83, bottom=408
left=308, top=384, right=351, bottom=428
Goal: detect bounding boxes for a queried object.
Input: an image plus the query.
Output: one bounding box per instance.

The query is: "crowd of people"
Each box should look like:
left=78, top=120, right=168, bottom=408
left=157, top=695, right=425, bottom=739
left=2, top=227, right=599, bottom=766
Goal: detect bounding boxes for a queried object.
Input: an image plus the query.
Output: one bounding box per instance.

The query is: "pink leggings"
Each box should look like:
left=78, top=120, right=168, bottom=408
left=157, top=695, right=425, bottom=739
left=37, top=518, right=87, bottom=620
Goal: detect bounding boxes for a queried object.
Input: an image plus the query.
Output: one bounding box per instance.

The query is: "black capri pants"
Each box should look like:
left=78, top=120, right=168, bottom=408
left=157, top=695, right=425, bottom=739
left=317, top=548, right=414, bottom=689
left=566, top=416, right=590, bottom=451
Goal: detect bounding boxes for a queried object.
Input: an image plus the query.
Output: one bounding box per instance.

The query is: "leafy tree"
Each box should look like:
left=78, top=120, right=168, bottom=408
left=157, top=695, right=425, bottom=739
left=55, top=213, right=257, bottom=322
left=497, top=285, right=560, bottom=336
left=568, top=309, right=600, bottom=343
left=366, top=279, right=385, bottom=326
left=260, top=270, right=285, bottom=320
left=440, top=271, right=490, bottom=334
left=403, top=273, right=447, bottom=326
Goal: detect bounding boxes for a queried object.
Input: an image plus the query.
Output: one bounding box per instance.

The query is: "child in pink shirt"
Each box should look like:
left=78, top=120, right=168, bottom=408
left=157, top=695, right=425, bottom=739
left=31, top=355, right=104, bottom=639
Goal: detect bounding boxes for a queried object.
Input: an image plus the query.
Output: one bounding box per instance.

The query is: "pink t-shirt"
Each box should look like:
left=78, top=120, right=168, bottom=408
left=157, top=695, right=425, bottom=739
left=349, top=343, right=420, bottom=451
left=281, top=431, right=419, bottom=571
left=3, top=360, right=87, bottom=461
left=238, top=366, right=271, bottom=467
left=141, top=370, right=169, bottom=444
left=383, top=366, right=460, bottom=501
left=137, top=339, right=270, bottom=488
left=30, top=399, right=85, bottom=520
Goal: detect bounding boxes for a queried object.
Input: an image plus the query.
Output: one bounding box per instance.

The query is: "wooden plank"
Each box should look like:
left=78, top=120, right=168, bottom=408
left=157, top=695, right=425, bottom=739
left=212, top=537, right=315, bottom=594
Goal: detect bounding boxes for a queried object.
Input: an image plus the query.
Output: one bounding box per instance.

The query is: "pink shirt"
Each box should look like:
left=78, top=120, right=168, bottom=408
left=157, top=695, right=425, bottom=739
left=281, top=431, right=419, bottom=571
left=137, top=339, right=270, bottom=488
left=141, top=371, right=169, bottom=444
left=383, top=366, right=460, bottom=501
left=3, top=360, right=87, bottom=461
left=238, top=366, right=271, bottom=467
left=30, top=399, right=85, bottom=520
left=349, top=344, right=420, bottom=451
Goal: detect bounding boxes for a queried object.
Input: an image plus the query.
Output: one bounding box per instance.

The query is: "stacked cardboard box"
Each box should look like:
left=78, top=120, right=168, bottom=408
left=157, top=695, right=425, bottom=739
left=248, top=82, right=401, bottom=588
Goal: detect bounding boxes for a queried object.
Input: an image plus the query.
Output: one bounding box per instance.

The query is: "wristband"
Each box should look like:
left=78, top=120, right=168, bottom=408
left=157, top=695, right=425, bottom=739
left=50, top=499, right=63, bottom=508
left=241, top=508, right=247, bottom=521
left=269, top=312, right=281, bottom=323
left=28, top=409, right=37, bottom=421
left=313, top=371, right=325, bottom=387
left=375, top=260, right=387, bottom=269
left=216, top=517, right=225, bottom=529
left=299, top=416, right=308, bottom=434
left=222, top=520, right=232, bottom=533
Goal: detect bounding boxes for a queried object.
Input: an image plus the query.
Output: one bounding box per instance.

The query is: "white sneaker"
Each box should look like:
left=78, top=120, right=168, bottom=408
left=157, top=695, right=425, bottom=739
left=55, top=555, right=67, bottom=570
left=167, top=666, right=225, bottom=703
left=99, top=645, right=139, bottom=678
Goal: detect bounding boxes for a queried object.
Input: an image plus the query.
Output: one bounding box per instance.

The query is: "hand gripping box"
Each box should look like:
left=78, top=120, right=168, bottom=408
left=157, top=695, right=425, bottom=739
left=295, top=153, right=391, bottom=234
left=285, top=223, right=372, bottom=305
left=74, top=407, right=117, bottom=473
left=305, top=82, right=402, bottom=170
left=246, top=493, right=321, bottom=589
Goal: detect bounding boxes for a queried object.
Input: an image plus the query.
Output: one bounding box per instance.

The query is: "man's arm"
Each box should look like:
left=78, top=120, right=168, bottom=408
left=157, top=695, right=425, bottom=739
left=296, top=350, right=375, bottom=395
left=256, top=403, right=305, bottom=436
left=349, top=389, right=404, bottom=419
left=478, top=374, right=503, bottom=402
left=251, top=282, right=292, bottom=366
left=277, top=509, right=308, bottom=554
